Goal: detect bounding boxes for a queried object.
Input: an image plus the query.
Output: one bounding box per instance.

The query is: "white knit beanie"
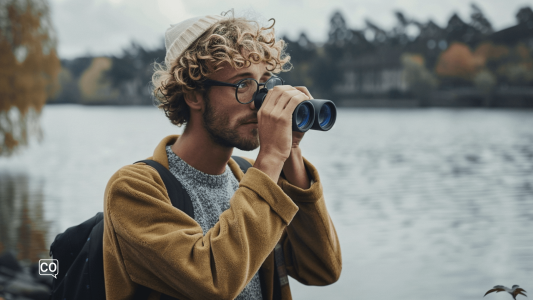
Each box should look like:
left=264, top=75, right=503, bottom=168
left=164, top=14, right=227, bottom=67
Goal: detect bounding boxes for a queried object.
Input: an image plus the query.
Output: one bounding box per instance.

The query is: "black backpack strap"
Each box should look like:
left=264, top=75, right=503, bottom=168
left=135, top=160, right=194, bottom=219
left=88, top=216, right=106, bottom=299
left=133, top=159, right=193, bottom=300
left=131, top=157, right=250, bottom=300
left=231, top=156, right=252, bottom=174
left=131, top=285, right=152, bottom=300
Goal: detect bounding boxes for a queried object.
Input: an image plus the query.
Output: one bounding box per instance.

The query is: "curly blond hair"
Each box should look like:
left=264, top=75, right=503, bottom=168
left=152, top=13, right=292, bottom=127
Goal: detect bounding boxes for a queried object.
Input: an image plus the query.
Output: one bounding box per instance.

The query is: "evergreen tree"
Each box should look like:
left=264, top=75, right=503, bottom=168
left=470, top=3, right=493, bottom=35
left=516, top=6, right=533, bottom=24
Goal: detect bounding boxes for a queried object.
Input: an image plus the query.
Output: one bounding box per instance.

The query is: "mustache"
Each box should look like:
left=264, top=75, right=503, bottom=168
left=239, top=114, right=258, bottom=124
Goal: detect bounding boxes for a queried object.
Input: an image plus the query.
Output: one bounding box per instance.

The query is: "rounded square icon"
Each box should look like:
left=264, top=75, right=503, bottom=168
left=39, top=259, right=59, bottom=279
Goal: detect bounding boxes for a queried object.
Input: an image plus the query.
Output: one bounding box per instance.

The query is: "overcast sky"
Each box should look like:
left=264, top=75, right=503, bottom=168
left=49, top=0, right=532, bottom=59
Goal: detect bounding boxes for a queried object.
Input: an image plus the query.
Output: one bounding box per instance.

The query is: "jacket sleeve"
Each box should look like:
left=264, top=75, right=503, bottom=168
left=103, top=163, right=299, bottom=300
left=276, top=157, right=342, bottom=285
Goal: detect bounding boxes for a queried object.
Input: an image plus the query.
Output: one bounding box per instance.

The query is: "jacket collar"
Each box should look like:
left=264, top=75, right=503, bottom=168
left=152, top=135, right=245, bottom=181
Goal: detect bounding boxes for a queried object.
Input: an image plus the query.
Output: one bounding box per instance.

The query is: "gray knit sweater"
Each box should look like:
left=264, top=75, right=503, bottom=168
left=165, top=146, right=263, bottom=300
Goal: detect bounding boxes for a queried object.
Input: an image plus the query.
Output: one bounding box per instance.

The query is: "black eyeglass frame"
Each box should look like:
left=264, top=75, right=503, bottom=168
left=201, top=75, right=285, bottom=104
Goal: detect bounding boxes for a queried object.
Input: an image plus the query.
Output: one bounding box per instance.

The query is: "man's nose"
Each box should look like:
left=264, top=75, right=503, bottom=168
left=249, top=99, right=257, bottom=110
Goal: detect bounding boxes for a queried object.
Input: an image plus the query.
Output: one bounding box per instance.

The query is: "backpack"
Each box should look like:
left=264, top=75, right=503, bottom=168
left=49, top=156, right=252, bottom=300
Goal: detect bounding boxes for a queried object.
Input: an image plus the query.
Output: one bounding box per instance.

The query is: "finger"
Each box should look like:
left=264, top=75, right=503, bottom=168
left=263, top=85, right=304, bottom=109
left=293, top=86, right=314, bottom=99
left=262, top=85, right=292, bottom=110
left=268, top=93, right=307, bottom=131
left=259, top=86, right=286, bottom=117
left=280, top=93, right=309, bottom=121
left=271, top=90, right=304, bottom=117
left=283, top=91, right=309, bottom=110
left=265, top=88, right=300, bottom=119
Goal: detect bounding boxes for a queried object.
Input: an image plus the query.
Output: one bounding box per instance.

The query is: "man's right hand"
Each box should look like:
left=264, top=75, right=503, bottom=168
left=253, top=85, right=309, bottom=183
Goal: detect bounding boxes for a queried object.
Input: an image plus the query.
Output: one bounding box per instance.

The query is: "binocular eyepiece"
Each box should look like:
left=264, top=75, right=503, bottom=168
left=254, top=88, right=337, bottom=132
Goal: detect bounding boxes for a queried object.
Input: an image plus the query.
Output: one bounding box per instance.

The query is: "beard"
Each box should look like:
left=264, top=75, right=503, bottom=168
left=202, top=94, right=260, bottom=151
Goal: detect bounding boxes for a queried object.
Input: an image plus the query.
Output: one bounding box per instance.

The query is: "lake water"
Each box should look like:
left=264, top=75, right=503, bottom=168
left=1, top=105, right=532, bottom=300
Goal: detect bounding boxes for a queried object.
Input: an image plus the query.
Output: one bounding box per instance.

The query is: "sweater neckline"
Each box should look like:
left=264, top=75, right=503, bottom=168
left=165, top=145, right=232, bottom=188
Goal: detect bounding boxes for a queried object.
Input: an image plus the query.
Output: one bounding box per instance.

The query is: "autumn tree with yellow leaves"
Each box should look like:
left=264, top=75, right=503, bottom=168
left=0, top=0, right=60, bottom=156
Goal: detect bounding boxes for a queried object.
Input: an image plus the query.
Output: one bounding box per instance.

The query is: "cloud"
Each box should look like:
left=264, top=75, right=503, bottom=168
left=50, top=0, right=170, bottom=58
left=157, top=0, right=193, bottom=24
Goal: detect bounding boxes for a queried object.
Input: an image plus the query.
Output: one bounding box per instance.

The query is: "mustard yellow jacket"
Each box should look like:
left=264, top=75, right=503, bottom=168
left=103, top=135, right=342, bottom=300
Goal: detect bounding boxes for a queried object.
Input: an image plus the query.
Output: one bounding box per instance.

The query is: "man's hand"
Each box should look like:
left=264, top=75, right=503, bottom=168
left=253, top=85, right=310, bottom=183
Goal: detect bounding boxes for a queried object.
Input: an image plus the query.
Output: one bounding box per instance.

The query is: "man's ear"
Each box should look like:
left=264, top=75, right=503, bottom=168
left=183, top=91, right=204, bottom=112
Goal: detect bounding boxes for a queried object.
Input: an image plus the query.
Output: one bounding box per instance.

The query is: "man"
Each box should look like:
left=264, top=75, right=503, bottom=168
left=103, top=12, right=341, bottom=300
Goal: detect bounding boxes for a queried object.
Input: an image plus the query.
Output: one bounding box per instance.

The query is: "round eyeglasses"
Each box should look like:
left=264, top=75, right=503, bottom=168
left=201, top=75, right=285, bottom=104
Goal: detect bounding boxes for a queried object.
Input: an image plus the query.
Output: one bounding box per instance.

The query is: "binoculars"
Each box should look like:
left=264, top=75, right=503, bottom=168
left=253, top=88, right=337, bottom=132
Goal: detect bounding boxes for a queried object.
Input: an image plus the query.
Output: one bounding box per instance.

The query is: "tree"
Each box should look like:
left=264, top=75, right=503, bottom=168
left=401, top=54, right=437, bottom=106
left=470, top=3, right=493, bottom=36
left=516, top=6, right=533, bottom=24
left=474, top=69, right=496, bottom=106
left=327, top=11, right=349, bottom=48
left=0, top=0, right=60, bottom=156
left=445, top=13, right=481, bottom=46
left=435, top=42, right=481, bottom=79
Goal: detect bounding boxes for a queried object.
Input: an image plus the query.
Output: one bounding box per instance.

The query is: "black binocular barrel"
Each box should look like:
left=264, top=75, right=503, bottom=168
left=308, top=99, right=337, bottom=131
left=253, top=89, right=336, bottom=132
